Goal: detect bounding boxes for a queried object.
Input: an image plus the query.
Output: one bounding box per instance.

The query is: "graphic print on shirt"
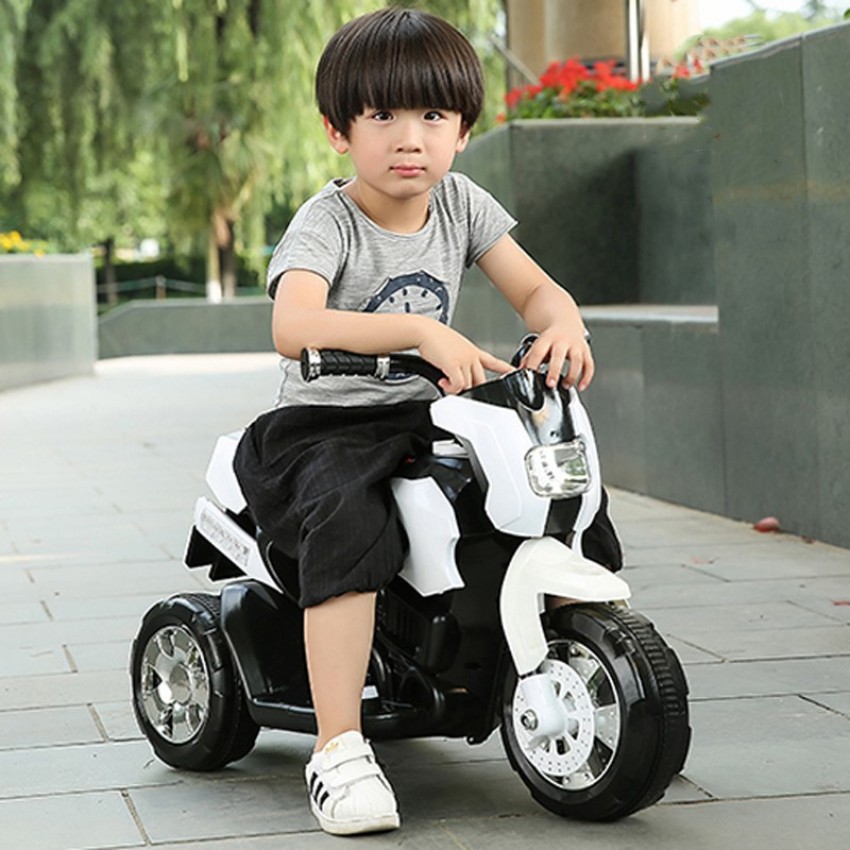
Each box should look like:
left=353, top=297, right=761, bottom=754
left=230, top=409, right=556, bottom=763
left=362, top=271, right=450, bottom=322
left=362, top=271, right=450, bottom=381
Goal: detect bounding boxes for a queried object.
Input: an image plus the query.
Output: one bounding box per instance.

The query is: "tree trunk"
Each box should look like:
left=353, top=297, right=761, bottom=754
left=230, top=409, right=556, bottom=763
left=102, top=236, right=118, bottom=306
left=206, top=225, right=222, bottom=303
left=220, top=219, right=237, bottom=300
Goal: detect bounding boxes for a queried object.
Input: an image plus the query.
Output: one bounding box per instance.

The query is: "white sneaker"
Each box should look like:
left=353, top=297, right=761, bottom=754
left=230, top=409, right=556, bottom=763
left=305, top=730, right=400, bottom=835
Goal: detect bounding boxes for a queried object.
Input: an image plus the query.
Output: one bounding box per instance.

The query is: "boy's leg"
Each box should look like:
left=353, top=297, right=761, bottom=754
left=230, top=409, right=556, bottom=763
left=304, top=590, right=375, bottom=750
left=303, top=590, right=400, bottom=834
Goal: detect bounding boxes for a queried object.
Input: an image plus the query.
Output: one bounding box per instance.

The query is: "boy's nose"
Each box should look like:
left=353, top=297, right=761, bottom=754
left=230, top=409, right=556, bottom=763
left=394, top=119, right=423, bottom=151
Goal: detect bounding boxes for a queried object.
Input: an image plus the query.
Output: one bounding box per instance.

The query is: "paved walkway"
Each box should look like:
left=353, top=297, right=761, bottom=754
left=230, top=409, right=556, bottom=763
left=1, top=354, right=849, bottom=850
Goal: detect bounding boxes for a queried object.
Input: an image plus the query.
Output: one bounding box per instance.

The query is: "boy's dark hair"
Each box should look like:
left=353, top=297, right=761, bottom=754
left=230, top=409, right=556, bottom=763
left=316, top=7, right=484, bottom=135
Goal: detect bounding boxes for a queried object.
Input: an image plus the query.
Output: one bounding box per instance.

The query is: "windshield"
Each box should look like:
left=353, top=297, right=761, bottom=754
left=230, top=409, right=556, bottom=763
left=462, top=369, right=577, bottom=447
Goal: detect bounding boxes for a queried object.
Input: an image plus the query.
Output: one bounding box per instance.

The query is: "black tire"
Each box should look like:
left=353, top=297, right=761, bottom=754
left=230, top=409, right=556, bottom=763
left=130, top=593, right=260, bottom=771
left=500, top=603, right=690, bottom=821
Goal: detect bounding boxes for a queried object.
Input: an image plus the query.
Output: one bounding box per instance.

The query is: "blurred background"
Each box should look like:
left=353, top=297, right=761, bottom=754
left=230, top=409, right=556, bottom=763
left=1, top=1, right=846, bottom=307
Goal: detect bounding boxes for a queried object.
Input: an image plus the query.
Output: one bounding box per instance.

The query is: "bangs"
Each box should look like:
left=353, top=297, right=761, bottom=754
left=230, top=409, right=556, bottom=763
left=351, top=37, right=477, bottom=116
left=317, top=9, right=484, bottom=133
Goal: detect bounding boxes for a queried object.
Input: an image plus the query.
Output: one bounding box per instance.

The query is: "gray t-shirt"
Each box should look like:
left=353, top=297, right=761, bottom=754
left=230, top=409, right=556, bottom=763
left=267, top=171, right=516, bottom=407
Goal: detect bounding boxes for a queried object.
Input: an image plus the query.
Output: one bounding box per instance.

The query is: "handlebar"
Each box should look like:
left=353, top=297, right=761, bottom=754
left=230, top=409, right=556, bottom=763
left=300, top=348, right=446, bottom=388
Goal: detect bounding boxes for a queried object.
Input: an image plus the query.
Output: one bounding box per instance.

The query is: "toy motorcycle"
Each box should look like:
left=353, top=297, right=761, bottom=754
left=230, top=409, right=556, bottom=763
left=130, top=340, right=690, bottom=822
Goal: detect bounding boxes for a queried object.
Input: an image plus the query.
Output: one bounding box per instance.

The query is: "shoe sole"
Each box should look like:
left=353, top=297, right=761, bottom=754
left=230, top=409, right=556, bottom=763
left=310, top=800, right=400, bottom=836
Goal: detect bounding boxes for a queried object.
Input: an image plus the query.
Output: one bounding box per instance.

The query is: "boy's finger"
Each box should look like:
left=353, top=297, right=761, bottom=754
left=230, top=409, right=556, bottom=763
left=483, top=352, right=514, bottom=373
left=577, top=351, right=595, bottom=391
left=562, top=354, right=581, bottom=387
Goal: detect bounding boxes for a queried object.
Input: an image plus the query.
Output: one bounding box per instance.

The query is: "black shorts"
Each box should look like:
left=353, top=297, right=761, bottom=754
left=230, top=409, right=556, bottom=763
left=233, top=402, right=441, bottom=608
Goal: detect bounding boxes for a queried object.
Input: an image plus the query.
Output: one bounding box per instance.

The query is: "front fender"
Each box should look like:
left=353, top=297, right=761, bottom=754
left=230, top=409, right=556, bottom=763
left=500, top=537, right=631, bottom=675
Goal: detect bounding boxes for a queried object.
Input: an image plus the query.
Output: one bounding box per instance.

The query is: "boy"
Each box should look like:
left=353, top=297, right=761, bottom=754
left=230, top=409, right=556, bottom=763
left=234, top=7, right=594, bottom=836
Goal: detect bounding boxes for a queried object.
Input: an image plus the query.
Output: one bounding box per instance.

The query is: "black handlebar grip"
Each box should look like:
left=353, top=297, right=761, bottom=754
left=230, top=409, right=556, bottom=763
left=300, top=349, right=381, bottom=382
left=300, top=348, right=446, bottom=389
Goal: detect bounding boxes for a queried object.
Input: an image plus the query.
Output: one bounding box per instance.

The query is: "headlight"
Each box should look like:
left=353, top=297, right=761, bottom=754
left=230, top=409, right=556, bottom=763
left=524, top=439, right=591, bottom=498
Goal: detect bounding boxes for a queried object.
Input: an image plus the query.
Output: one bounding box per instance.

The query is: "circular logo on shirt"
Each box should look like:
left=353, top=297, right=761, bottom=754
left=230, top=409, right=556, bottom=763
left=363, top=271, right=450, bottom=324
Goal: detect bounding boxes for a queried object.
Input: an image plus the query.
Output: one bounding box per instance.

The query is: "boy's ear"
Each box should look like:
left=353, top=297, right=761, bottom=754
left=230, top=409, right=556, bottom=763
left=455, top=124, right=472, bottom=154
left=323, top=116, right=349, bottom=154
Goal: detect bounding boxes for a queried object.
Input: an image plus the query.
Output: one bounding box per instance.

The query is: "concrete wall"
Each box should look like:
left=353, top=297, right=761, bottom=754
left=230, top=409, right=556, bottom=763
left=455, top=118, right=701, bottom=305
left=711, top=24, right=850, bottom=548
left=579, top=307, right=724, bottom=515
left=634, top=122, right=716, bottom=304
left=98, top=298, right=273, bottom=359
left=0, top=255, right=97, bottom=391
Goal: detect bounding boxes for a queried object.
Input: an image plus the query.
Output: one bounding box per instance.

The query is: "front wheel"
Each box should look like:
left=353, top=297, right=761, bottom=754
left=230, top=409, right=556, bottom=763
left=130, top=593, right=260, bottom=771
left=500, top=603, right=690, bottom=821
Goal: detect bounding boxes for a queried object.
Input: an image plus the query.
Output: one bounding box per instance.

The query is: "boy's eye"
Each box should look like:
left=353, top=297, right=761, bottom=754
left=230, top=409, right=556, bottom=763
left=423, top=110, right=445, bottom=122
left=371, top=110, right=393, bottom=122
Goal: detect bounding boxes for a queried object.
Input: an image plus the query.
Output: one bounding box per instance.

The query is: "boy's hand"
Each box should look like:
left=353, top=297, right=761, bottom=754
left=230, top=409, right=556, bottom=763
left=418, top=324, right=513, bottom=394
left=519, top=324, right=594, bottom=391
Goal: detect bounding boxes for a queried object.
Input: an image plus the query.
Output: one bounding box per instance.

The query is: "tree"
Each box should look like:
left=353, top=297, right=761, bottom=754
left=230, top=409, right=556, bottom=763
left=0, top=0, right=29, bottom=196
left=4, top=0, right=507, bottom=301
left=8, top=0, right=170, bottom=302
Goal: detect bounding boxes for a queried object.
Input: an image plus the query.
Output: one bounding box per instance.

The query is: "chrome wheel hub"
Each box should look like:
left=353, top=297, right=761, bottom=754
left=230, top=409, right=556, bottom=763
left=139, top=625, right=210, bottom=744
left=512, top=640, right=621, bottom=790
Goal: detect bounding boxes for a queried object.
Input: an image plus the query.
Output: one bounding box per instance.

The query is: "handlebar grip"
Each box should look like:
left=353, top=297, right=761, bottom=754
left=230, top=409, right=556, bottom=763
left=300, top=348, right=446, bottom=389
left=300, top=349, right=387, bottom=382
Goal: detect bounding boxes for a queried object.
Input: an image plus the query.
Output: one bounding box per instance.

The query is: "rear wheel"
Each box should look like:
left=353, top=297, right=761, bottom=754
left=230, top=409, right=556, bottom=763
left=130, top=593, right=259, bottom=771
left=500, top=603, right=690, bottom=821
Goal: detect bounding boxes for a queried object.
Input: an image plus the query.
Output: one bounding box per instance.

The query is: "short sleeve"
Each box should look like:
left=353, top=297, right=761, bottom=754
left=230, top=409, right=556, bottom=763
left=266, top=200, right=345, bottom=299
left=455, top=174, right=517, bottom=268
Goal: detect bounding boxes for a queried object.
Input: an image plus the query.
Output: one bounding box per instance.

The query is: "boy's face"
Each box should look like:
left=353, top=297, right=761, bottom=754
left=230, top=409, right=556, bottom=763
left=324, top=107, right=470, bottom=207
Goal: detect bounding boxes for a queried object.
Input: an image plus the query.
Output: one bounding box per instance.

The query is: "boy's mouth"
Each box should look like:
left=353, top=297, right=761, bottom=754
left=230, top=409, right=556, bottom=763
left=391, top=165, right=425, bottom=177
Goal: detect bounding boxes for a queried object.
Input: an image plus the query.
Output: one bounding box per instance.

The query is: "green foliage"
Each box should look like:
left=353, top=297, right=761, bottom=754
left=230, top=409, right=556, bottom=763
left=2, top=0, right=506, bottom=278
left=641, top=75, right=711, bottom=118
left=702, top=9, right=844, bottom=43
left=0, top=0, right=30, bottom=188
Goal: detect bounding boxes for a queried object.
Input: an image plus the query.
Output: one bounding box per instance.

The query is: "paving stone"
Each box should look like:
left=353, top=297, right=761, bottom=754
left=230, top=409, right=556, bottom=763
left=666, top=623, right=850, bottom=662
left=617, top=515, right=765, bottom=548
left=0, top=615, right=143, bottom=650
left=621, top=539, right=850, bottom=575
left=26, top=562, right=200, bottom=599
left=624, top=574, right=850, bottom=612
left=0, top=644, right=71, bottom=677
left=44, top=591, right=180, bottom=622
left=645, top=600, right=840, bottom=634
left=443, top=793, right=850, bottom=850
left=0, top=791, right=143, bottom=850
left=688, top=656, right=850, bottom=700
left=684, top=695, right=850, bottom=798
left=0, top=705, right=102, bottom=750
left=129, top=775, right=316, bottom=844
left=0, top=600, right=49, bottom=625
left=91, top=700, right=143, bottom=742
left=66, top=641, right=132, bottom=673
left=0, top=739, right=180, bottom=798
left=803, top=691, right=850, bottom=719
left=0, top=669, right=129, bottom=711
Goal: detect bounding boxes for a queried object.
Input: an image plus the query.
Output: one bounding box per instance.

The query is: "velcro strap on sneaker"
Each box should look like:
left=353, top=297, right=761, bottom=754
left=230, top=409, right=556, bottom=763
left=324, top=762, right=384, bottom=791
left=321, top=741, right=375, bottom=771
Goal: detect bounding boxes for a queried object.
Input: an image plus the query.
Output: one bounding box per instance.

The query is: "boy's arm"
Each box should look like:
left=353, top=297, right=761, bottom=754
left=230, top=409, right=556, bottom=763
left=476, top=234, right=594, bottom=391
left=272, top=269, right=512, bottom=393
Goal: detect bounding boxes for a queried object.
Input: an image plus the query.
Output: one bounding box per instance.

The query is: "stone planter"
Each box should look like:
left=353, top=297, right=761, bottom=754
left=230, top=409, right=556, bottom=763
left=454, top=117, right=703, bottom=304
left=0, top=254, right=97, bottom=390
